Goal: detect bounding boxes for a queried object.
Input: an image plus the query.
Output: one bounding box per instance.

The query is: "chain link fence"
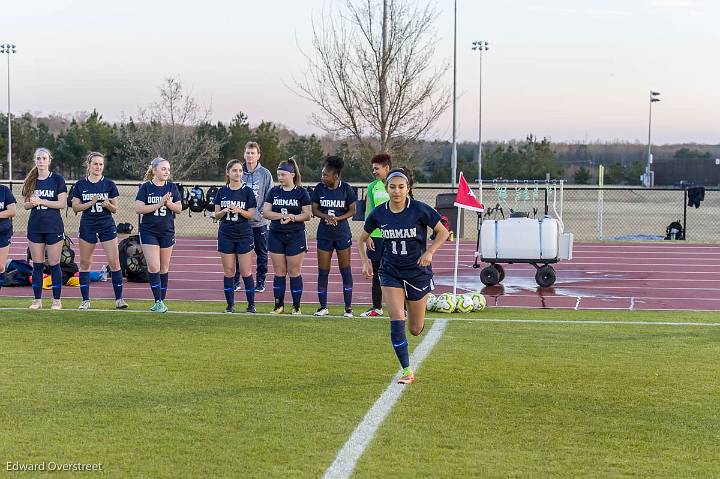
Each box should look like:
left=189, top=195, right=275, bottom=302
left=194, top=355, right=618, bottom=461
left=3, top=180, right=717, bottom=243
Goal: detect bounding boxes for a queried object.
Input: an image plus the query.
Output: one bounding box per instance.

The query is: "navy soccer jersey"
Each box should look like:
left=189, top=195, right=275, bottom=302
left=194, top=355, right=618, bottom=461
left=363, top=199, right=442, bottom=277
left=72, top=176, right=120, bottom=230
left=28, top=172, right=67, bottom=234
left=310, top=181, right=357, bottom=241
left=217, top=184, right=257, bottom=239
left=135, top=181, right=181, bottom=235
left=0, top=184, right=17, bottom=237
left=264, top=186, right=312, bottom=234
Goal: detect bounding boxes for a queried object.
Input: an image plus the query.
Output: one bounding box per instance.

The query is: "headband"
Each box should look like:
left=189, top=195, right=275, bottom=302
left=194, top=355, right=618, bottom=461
left=277, top=163, right=295, bottom=174
left=386, top=171, right=409, bottom=183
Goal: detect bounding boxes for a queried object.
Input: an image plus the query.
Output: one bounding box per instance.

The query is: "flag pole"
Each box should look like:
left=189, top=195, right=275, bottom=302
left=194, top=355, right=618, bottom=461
left=452, top=204, right=461, bottom=296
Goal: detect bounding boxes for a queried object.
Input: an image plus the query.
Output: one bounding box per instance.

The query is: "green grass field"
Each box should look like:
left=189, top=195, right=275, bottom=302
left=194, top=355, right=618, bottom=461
left=1, top=298, right=719, bottom=478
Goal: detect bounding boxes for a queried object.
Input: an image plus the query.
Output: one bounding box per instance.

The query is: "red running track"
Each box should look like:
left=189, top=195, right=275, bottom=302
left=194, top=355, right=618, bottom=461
left=4, top=237, right=720, bottom=311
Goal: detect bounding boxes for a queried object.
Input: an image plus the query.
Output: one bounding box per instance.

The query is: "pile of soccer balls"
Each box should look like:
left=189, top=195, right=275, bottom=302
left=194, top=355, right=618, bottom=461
left=426, top=292, right=486, bottom=314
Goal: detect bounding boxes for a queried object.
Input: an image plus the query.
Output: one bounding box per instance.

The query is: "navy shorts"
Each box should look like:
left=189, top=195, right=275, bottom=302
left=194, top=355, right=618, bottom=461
left=367, top=237, right=384, bottom=262
left=268, top=230, right=307, bottom=256
left=139, top=230, right=175, bottom=248
left=218, top=235, right=255, bottom=255
left=317, top=237, right=352, bottom=252
left=379, top=272, right=435, bottom=301
left=27, top=231, right=65, bottom=245
left=0, top=233, right=10, bottom=248
left=79, top=224, right=117, bottom=244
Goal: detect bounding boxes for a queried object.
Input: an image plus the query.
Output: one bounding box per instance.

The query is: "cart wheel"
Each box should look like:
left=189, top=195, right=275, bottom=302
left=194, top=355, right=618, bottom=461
left=481, top=265, right=500, bottom=286
left=535, top=265, right=556, bottom=287
left=493, top=264, right=505, bottom=282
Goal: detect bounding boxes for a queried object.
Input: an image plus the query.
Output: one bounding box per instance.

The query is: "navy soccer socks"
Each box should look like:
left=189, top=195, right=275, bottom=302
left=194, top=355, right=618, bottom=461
left=340, top=266, right=353, bottom=310
left=79, top=271, right=90, bottom=301
left=317, top=268, right=330, bottom=309
left=290, top=276, right=303, bottom=309
left=390, top=320, right=410, bottom=369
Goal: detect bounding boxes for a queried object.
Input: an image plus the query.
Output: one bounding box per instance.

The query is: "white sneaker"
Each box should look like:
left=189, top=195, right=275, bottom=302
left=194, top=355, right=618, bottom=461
left=343, top=308, right=354, bottom=318
left=78, top=300, right=91, bottom=310
left=360, top=308, right=383, bottom=317
left=115, top=299, right=129, bottom=309
left=51, top=299, right=62, bottom=310
left=29, top=299, right=42, bottom=310
left=99, top=265, right=109, bottom=281
left=314, top=307, right=329, bottom=316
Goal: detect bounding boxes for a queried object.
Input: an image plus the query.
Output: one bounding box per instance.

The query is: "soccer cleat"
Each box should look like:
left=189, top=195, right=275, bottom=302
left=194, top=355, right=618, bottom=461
left=255, top=282, right=266, bottom=293
left=314, top=307, right=329, bottom=316
left=29, top=299, right=42, bottom=310
left=360, top=308, right=383, bottom=317
left=78, top=300, right=91, bottom=310
left=99, top=265, right=109, bottom=282
left=291, top=306, right=302, bottom=316
left=246, top=305, right=257, bottom=314
left=154, top=300, right=168, bottom=313
left=398, top=368, right=415, bottom=385
left=343, top=308, right=354, bottom=318
left=234, top=283, right=243, bottom=292
left=271, top=305, right=285, bottom=314
left=115, top=299, right=129, bottom=309
left=225, top=305, right=235, bottom=314
left=51, top=299, right=62, bottom=311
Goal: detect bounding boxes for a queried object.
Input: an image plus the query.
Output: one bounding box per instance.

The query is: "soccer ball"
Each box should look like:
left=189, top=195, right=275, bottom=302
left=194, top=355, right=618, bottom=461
left=435, top=293, right=457, bottom=314
left=455, top=294, right=475, bottom=313
left=127, top=256, right=141, bottom=273
left=425, top=293, right=437, bottom=312
left=469, top=292, right=487, bottom=311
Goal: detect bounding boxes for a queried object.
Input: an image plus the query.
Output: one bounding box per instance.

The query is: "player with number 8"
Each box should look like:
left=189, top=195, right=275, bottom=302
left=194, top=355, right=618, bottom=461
left=134, top=157, right=182, bottom=313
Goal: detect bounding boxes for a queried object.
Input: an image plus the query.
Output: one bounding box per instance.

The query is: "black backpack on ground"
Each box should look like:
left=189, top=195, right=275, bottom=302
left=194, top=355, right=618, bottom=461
left=665, top=221, right=684, bottom=240
left=177, top=183, right=190, bottom=212
left=189, top=185, right=205, bottom=214
left=205, top=186, right=220, bottom=213
left=118, top=234, right=149, bottom=282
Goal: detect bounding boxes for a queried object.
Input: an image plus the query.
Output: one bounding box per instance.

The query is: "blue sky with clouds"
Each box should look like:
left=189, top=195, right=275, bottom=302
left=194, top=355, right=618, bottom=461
left=3, top=0, right=718, bottom=144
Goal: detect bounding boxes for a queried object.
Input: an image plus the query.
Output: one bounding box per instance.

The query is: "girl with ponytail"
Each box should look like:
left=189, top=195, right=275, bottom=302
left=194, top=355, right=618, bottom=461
left=261, top=157, right=312, bottom=314
left=22, top=148, right=68, bottom=310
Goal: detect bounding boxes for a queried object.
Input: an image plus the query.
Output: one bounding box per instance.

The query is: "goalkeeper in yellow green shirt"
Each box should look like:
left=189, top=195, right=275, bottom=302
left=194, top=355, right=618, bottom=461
left=359, top=153, right=391, bottom=317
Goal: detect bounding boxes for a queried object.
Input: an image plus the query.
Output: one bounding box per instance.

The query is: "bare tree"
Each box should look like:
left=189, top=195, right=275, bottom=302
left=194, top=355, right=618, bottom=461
left=296, top=0, right=450, bottom=156
left=120, top=78, right=222, bottom=180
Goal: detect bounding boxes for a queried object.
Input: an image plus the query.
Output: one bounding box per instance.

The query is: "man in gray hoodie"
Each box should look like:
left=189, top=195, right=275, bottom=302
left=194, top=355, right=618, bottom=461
left=235, top=141, right=273, bottom=292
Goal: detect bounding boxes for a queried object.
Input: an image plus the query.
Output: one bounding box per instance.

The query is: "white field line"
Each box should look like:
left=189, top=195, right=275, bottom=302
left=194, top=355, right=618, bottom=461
left=322, top=318, right=449, bottom=479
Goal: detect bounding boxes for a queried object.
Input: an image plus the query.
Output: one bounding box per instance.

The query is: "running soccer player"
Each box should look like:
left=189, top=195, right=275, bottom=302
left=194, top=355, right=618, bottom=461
left=262, top=158, right=312, bottom=315
left=134, top=157, right=182, bottom=313
left=359, top=168, right=449, bottom=384
left=310, top=156, right=357, bottom=317
left=71, top=152, right=127, bottom=310
left=360, top=153, right=391, bottom=317
left=0, top=182, right=17, bottom=295
left=22, top=147, right=68, bottom=310
left=215, top=159, right=258, bottom=314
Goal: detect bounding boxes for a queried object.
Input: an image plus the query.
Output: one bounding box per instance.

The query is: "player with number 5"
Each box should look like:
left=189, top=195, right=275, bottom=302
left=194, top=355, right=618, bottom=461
left=134, top=157, right=182, bottom=313
left=71, top=152, right=127, bottom=310
left=359, top=167, right=449, bottom=384
left=215, top=159, right=257, bottom=314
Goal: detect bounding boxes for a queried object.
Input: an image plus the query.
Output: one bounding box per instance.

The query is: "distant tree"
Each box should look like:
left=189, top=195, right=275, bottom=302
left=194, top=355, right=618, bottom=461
left=623, top=160, right=643, bottom=185
left=296, top=0, right=450, bottom=155
left=674, top=148, right=711, bottom=160
left=119, top=78, right=223, bottom=180
left=252, top=121, right=283, bottom=173
left=605, top=162, right=625, bottom=184
left=573, top=166, right=592, bottom=185
left=223, top=113, right=252, bottom=162
left=484, top=136, right=560, bottom=180
left=283, top=135, right=325, bottom=181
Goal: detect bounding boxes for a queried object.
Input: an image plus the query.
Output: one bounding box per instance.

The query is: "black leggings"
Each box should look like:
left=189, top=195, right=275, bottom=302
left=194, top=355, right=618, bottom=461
left=371, top=259, right=382, bottom=309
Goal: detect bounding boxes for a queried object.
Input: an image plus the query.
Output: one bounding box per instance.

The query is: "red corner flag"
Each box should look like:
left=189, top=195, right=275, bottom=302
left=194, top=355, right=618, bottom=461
left=454, top=172, right=484, bottom=212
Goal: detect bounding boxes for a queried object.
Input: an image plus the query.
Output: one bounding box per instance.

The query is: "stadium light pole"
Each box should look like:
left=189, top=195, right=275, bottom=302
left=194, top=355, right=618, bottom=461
left=1, top=43, right=16, bottom=183
left=450, top=0, right=458, bottom=188
left=472, top=40, right=488, bottom=204
left=646, top=90, right=660, bottom=187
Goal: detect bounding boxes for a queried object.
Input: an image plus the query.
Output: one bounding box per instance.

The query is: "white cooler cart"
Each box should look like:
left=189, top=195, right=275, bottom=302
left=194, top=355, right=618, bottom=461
left=479, top=216, right=574, bottom=287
